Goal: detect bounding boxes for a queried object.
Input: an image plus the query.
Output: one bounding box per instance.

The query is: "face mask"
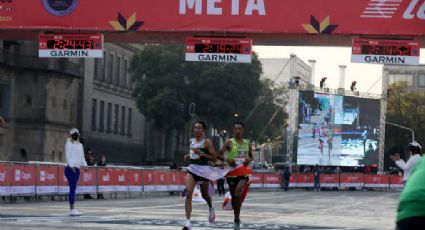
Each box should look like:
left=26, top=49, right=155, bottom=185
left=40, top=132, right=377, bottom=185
left=71, top=133, right=79, bottom=140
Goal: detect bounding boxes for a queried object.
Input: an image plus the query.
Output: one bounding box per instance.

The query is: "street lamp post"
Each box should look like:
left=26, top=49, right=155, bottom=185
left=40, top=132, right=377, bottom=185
left=386, top=122, right=415, bottom=142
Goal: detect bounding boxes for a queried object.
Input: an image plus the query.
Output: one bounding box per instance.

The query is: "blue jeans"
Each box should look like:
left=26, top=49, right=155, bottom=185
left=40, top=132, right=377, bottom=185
left=65, top=166, right=80, bottom=205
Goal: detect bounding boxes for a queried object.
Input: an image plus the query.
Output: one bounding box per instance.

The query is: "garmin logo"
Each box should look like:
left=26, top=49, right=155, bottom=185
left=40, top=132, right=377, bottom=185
left=179, top=0, right=266, bottom=16
left=364, top=55, right=405, bottom=64
left=186, top=53, right=251, bottom=63
left=42, top=0, right=79, bottom=16
left=199, top=54, right=237, bottom=62
left=50, top=50, right=88, bottom=57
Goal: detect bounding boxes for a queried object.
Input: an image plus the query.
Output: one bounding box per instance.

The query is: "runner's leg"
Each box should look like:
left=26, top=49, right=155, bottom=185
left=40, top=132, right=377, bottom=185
left=200, top=180, right=213, bottom=208
left=233, top=178, right=248, bottom=223
left=185, top=173, right=196, bottom=220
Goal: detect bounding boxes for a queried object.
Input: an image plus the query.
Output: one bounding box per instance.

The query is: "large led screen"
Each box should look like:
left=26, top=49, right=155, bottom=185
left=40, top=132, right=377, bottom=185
left=297, top=91, right=380, bottom=166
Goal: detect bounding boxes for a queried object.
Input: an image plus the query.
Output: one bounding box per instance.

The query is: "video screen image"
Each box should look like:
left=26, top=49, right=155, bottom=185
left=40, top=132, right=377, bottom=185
left=297, top=91, right=380, bottom=167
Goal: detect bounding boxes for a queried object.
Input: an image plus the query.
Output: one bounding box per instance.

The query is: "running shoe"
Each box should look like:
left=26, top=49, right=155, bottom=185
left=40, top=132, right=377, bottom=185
left=69, top=209, right=82, bottom=216
left=234, top=220, right=241, bottom=230
left=182, top=220, right=191, bottom=230
left=208, top=207, right=216, bottom=223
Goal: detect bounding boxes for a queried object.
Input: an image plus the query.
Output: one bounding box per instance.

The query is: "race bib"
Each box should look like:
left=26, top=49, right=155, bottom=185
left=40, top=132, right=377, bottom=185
left=190, top=149, right=200, bottom=160
left=235, top=157, right=245, bottom=167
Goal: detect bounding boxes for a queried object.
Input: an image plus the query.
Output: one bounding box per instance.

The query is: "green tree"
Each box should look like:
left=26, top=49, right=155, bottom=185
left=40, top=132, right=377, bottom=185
left=131, top=44, right=286, bottom=162
left=386, top=81, right=425, bottom=163
left=131, top=45, right=190, bottom=161
left=245, top=79, right=287, bottom=143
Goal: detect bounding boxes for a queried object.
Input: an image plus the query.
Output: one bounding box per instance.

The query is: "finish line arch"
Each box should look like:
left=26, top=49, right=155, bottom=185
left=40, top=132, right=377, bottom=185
left=0, top=0, right=424, bottom=46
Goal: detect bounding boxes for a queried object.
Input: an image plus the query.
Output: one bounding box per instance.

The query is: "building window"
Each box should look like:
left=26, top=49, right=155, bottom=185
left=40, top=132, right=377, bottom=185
left=106, top=102, right=112, bottom=133
left=120, top=106, right=126, bottom=135
left=389, top=74, right=413, bottom=86
left=124, top=59, right=128, bottom=88
left=24, top=95, right=32, bottom=106
left=127, top=108, right=132, bottom=136
left=63, top=99, right=68, bottom=110
left=51, top=97, right=56, bottom=108
left=419, top=74, right=425, bottom=87
left=91, top=99, right=97, bottom=131
left=99, top=100, right=105, bottom=132
left=94, top=59, right=100, bottom=79
left=114, top=104, right=119, bottom=134
left=115, top=56, right=121, bottom=85
left=102, top=52, right=107, bottom=81
left=108, top=54, right=114, bottom=83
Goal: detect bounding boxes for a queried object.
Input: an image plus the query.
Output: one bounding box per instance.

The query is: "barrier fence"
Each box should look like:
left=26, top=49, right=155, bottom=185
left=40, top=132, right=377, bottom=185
left=0, top=162, right=404, bottom=197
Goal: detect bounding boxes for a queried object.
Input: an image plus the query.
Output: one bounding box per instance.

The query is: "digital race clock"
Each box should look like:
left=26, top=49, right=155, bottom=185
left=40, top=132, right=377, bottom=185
left=351, top=38, right=419, bottom=65
left=39, top=33, right=103, bottom=58
left=185, top=37, right=252, bottom=63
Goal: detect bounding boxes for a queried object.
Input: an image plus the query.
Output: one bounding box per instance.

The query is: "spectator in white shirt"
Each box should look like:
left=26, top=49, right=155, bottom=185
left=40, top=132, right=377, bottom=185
left=65, top=128, right=87, bottom=216
left=391, top=141, right=423, bottom=184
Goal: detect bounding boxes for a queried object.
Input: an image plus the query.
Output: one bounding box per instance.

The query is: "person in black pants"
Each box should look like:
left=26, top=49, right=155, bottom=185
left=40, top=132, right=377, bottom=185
left=283, top=167, right=291, bottom=191
left=217, top=178, right=225, bottom=196
left=97, top=155, right=107, bottom=199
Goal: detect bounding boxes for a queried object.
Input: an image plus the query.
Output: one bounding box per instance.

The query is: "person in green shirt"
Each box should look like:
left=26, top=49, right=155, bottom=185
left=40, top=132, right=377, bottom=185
left=219, top=121, right=253, bottom=230
left=396, top=144, right=425, bottom=230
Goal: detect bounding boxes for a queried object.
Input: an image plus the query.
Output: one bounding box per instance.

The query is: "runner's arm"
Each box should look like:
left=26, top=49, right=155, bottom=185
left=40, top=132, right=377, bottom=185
left=244, top=142, right=253, bottom=165
left=217, top=141, right=230, bottom=161
left=202, top=139, right=217, bottom=162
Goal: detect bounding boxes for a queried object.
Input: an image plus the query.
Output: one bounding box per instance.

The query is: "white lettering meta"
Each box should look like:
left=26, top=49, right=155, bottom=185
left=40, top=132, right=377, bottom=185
left=208, top=0, right=222, bottom=15
left=245, top=0, right=266, bottom=16
left=180, top=0, right=202, bottom=15
left=232, top=0, right=239, bottom=15
left=179, top=0, right=266, bottom=16
left=403, top=0, right=425, bottom=20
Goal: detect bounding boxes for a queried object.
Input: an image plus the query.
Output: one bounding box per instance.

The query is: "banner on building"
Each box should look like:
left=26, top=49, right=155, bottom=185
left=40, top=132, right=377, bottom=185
left=0, top=1, right=423, bottom=35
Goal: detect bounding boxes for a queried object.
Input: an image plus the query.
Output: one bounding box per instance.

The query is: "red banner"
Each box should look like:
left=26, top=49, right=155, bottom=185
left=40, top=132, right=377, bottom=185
left=98, top=167, right=113, bottom=192
left=364, top=175, right=389, bottom=188
left=297, top=173, right=314, bottom=187
left=58, top=165, right=69, bottom=194
left=320, top=174, right=339, bottom=187
left=289, top=174, right=297, bottom=188
left=113, top=168, right=129, bottom=192
left=340, top=173, right=364, bottom=187
left=10, top=163, right=36, bottom=195
left=153, top=171, right=170, bottom=191
left=250, top=173, right=262, bottom=188
left=128, top=169, right=143, bottom=192
left=0, top=162, right=11, bottom=195
left=142, top=170, right=170, bottom=192
left=169, top=171, right=185, bottom=191
left=77, top=167, right=97, bottom=193
left=389, top=175, right=404, bottom=189
left=262, top=173, right=281, bottom=188
left=36, top=164, right=59, bottom=194
left=0, top=1, right=423, bottom=36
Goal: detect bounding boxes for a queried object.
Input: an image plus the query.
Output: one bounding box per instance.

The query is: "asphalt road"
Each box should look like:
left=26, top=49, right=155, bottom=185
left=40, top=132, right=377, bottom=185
left=0, top=190, right=399, bottom=230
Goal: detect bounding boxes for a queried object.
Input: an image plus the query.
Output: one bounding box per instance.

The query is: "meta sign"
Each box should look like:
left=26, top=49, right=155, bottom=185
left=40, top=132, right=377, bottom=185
left=185, top=37, right=252, bottom=63
left=351, top=38, right=420, bottom=65
left=39, top=33, right=103, bottom=58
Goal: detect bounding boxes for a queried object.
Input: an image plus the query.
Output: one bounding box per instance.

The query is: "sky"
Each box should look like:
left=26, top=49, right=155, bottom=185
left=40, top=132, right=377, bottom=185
left=253, top=46, right=425, bottom=95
